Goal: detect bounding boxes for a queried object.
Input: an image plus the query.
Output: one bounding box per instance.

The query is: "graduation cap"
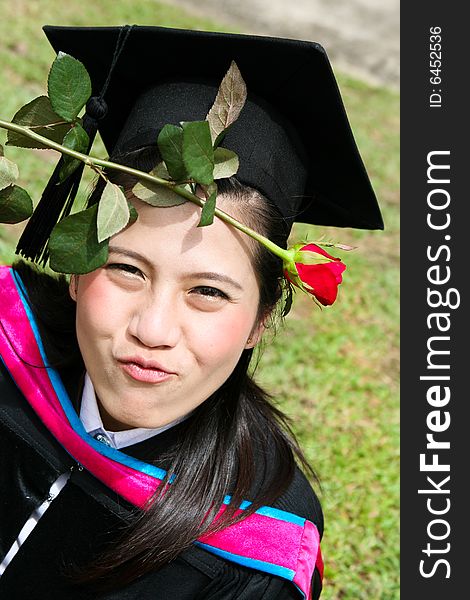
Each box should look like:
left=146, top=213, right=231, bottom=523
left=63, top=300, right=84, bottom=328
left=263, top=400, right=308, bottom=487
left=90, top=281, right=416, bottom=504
left=17, top=24, right=383, bottom=264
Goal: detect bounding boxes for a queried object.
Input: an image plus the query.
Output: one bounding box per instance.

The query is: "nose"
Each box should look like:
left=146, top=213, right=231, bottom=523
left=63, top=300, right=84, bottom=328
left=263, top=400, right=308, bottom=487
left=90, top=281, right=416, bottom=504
left=128, top=289, right=181, bottom=349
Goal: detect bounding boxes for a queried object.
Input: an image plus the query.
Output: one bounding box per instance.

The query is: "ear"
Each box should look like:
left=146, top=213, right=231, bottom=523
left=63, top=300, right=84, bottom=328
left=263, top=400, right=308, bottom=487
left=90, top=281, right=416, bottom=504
left=69, top=275, right=78, bottom=302
left=245, top=317, right=267, bottom=349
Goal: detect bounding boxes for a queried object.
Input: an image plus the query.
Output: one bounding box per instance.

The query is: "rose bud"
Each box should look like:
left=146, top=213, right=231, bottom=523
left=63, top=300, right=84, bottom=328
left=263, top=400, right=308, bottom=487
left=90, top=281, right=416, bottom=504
left=284, top=243, right=346, bottom=306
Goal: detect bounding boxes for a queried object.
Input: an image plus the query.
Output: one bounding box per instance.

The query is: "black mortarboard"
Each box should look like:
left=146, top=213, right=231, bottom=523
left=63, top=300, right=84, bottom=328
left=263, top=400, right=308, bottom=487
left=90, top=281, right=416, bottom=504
left=18, top=24, right=383, bottom=262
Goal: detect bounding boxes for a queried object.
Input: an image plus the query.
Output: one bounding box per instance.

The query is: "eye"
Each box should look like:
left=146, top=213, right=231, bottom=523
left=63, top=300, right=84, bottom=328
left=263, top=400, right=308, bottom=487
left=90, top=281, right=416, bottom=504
left=189, top=286, right=229, bottom=300
left=106, top=263, right=144, bottom=278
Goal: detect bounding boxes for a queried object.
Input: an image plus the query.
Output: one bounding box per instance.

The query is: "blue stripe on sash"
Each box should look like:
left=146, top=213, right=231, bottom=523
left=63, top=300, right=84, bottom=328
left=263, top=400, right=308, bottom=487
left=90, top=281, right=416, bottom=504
left=194, top=540, right=296, bottom=580
left=222, top=496, right=306, bottom=526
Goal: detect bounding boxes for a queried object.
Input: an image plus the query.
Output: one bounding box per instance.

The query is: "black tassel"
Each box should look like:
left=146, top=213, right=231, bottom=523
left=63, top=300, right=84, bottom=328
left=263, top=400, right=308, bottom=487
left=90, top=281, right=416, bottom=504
left=16, top=25, right=133, bottom=266
left=15, top=97, right=108, bottom=265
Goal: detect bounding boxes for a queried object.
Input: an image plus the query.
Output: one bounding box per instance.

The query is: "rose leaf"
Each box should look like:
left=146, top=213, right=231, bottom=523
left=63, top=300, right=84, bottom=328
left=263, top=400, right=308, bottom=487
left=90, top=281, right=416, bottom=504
left=182, top=121, right=214, bottom=186
left=132, top=179, right=187, bottom=207
left=97, top=181, right=130, bottom=243
left=0, top=185, right=33, bottom=224
left=206, top=61, right=247, bottom=143
left=198, top=183, right=218, bottom=227
left=157, top=124, right=188, bottom=181
left=58, top=123, right=90, bottom=182
left=48, top=52, right=92, bottom=122
left=0, top=156, right=19, bottom=190
left=48, top=204, right=108, bottom=274
left=7, top=96, right=72, bottom=149
left=213, top=147, right=239, bottom=179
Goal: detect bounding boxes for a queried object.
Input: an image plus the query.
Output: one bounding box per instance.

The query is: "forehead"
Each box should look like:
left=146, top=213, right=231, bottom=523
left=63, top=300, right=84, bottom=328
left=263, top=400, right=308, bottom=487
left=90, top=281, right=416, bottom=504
left=112, top=198, right=257, bottom=277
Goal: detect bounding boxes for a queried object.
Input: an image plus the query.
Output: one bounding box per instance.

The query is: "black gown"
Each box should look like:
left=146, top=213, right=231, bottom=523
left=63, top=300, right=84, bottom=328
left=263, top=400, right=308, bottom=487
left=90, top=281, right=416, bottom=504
left=0, top=344, right=323, bottom=600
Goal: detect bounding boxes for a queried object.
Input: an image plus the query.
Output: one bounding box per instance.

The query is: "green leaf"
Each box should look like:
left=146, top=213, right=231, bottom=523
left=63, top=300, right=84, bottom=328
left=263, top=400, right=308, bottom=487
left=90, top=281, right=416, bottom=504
left=157, top=124, right=187, bottom=181
left=7, top=96, right=72, bottom=149
left=213, top=147, right=239, bottom=179
left=0, top=185, right=33, bottom=224
left=282, top=288, right=293, bottom=317
left=48, top=204, right=108, bottom=274
left=48, top=52, right=92, bottom=122
left=213, top=130, right=227, bottom=149
left=206, top=61, right=247, bottom=143
left=182, top=121, right=214, bottom=186
left=128, top=202, right=138, bottom=224
left=97, top=181, right=130, bottom=243
left=132, top=180, right=188, bottom=207
left=153, top=161, right=171, bottom=179
left=132, top=164, right=188, bottom=207
left=58, top=123, right=90, bottom=182
left=198, top=183, right=217, bottom=227
left=0, top=156, right=19, bottom=190
left=295, top=251, right=332, bottom=265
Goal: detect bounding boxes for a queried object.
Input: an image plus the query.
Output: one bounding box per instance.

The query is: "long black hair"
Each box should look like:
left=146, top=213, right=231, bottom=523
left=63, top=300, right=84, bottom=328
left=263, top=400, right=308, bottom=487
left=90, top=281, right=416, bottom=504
left=13, top=146, right=318, bottom=589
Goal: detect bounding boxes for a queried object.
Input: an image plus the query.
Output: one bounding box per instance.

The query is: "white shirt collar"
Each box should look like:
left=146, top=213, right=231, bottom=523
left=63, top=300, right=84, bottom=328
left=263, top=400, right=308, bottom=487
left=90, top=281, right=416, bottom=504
left=79, top=372, right=189, bottom=449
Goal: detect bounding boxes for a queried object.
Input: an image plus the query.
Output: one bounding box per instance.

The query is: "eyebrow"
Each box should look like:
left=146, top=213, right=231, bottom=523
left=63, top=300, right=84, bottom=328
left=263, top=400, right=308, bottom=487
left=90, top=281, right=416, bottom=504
left=108, top=245, right=153, bottom=269
left=108, top=245, right=244, bottom=291
left=187, top=272, right=243, bottom=291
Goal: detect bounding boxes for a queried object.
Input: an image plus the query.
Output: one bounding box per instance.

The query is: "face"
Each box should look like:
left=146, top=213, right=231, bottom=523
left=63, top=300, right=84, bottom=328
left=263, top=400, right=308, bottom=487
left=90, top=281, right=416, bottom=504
left=70, top=198, right=263, bottom=431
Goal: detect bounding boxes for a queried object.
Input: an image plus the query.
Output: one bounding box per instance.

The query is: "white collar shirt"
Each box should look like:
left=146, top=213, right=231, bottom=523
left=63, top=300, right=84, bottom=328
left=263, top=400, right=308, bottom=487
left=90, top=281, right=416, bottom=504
left=79, top=372, right=189, bottom=449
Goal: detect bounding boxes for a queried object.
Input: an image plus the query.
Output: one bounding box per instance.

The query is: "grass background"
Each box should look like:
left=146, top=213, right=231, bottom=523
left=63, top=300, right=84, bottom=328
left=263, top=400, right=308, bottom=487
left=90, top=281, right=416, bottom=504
left=0, top=2, right=399, bottom=599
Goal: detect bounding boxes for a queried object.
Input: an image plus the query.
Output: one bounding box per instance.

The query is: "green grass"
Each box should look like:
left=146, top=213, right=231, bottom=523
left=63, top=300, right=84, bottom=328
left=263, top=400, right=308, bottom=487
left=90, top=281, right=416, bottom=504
left=260, top=76, right=399, bottom=599
left=0, top=3, right=399, bottom=599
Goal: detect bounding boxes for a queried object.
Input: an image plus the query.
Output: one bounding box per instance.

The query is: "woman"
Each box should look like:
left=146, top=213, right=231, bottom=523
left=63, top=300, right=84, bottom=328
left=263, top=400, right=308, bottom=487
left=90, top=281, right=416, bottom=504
left=0, top=25, right=382, bottom=599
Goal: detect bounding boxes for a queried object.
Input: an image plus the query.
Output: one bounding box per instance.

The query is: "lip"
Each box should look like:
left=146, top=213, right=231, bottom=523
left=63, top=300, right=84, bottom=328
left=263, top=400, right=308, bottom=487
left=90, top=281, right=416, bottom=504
left=117, top=357, right=176, bottom=384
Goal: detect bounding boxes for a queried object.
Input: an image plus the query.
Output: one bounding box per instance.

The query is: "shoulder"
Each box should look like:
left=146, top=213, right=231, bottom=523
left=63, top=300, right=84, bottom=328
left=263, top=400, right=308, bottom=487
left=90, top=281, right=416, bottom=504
left=180, top=544, right=318, bottom=599
left=221, top=429, right=324, bottom=598
left=1, top=261, right=81, bottom=372
left=272, top=464, right=324, bottom=537
left=247, top=423, right=323, bottom=536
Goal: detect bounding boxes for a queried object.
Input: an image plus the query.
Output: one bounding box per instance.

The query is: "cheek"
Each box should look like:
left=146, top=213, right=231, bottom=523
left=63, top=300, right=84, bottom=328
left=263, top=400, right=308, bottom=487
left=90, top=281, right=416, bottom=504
left=196, top=310, right=254, bottom=366
left=75, top=273, right=124, bottom=342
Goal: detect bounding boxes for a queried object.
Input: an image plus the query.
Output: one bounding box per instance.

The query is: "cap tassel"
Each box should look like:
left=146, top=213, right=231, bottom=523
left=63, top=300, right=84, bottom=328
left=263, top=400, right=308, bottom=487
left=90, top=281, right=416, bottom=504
left=16, top=24, right=134, bottom=265
left=15, top=97, right=108, bottom=265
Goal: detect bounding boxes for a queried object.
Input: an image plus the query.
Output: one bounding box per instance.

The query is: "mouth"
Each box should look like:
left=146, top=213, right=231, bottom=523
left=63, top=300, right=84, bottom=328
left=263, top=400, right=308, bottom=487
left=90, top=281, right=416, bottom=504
left=117, top=357, right=176, bottom=384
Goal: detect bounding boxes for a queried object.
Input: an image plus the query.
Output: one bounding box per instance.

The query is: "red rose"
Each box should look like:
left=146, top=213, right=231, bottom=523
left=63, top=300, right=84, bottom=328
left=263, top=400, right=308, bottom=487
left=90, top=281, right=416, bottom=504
left=285, top=243, right=346, bottom=306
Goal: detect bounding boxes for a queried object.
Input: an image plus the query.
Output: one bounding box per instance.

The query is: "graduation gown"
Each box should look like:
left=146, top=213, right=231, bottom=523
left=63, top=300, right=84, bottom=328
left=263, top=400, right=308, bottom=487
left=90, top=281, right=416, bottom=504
left=0, top=266, right=324, bottom=599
